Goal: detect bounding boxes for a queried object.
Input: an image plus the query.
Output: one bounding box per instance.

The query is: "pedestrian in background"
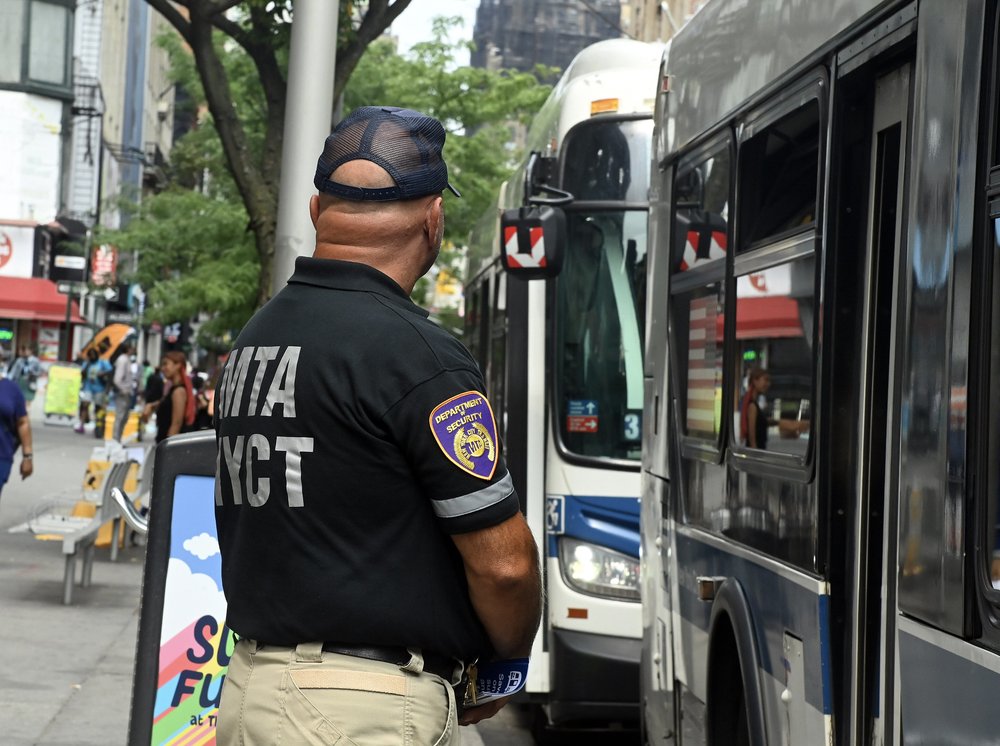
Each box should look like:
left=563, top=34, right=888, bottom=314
left=154, top=351, right=194, bottom=443
left=0, top=374, right=33, bottom=502
left=214, top=106, right=541, bottom=745
left=76, top=348, right=112, bottom=434
left=139, top=360, right=164, bottom=442
left=112, top=341, right=136, bottom=442
left=740, top=366, right=773, bottom=449
left=7, top=343, right=42, bottom=412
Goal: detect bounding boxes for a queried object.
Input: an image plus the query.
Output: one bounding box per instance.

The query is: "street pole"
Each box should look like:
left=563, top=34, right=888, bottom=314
left=271, top=0, right=339, bottom=297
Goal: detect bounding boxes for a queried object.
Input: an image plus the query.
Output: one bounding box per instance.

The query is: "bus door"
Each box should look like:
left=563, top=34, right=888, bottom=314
left=832, top=61, right=911, bottom=746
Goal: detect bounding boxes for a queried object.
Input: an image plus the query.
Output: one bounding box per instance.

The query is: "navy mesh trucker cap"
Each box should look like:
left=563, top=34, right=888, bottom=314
left=313, top=106, right=460, bottom=201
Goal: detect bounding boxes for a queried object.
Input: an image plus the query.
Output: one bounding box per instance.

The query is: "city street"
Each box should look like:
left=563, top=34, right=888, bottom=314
left=0, top=389, right=545, bottom=745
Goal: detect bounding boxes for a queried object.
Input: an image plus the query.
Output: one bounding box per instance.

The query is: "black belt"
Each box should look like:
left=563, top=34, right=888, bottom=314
left=320, top=643, right=459, bottom=681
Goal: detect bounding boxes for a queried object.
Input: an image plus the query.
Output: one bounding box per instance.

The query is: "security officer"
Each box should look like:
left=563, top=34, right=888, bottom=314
left=214, top=106, right=542, bottom=745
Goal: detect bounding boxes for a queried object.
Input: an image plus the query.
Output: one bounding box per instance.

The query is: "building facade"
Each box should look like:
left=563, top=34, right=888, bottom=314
left=619, top=0, right=707, bottom=42
left=472, top=0, right=624, bottom=77
left=0, top=0, right=174, bottom=366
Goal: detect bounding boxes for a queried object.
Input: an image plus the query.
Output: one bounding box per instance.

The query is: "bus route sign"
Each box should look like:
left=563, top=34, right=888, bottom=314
left=567, top=399, right=599, bottom=433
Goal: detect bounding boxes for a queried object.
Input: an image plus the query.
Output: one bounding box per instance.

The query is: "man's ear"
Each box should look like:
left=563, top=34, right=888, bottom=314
left=309, top=195, right=320, bottom=228
left=424, top=196, right=443, bottom=239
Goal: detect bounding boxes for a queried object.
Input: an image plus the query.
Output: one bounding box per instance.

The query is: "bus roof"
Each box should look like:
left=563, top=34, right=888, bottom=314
left=526, top=38, right=663, bottom=158
left=465, top=39, right=663, bottom=280
left=663, top=0, right=887, bottom=156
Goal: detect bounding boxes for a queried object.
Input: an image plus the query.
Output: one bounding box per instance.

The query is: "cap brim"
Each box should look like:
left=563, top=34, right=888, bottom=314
left=446, top=183, right=461, bottom=198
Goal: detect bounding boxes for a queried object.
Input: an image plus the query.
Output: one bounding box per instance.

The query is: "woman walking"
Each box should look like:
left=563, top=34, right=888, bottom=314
left=155, top=351, right=195, bottom=443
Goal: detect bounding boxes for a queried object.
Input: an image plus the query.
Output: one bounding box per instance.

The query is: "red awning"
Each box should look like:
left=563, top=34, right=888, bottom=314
left=0, top=277, right=86, bottom=324
left=715, top=296, right=804, bottom=340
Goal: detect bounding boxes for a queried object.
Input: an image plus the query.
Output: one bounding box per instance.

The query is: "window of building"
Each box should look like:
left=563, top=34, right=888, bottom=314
left=0, top=0, right=72, bottom=92
left=0, top=1, right=24, bottom=83
left=28, top=1, right=69, bottom=86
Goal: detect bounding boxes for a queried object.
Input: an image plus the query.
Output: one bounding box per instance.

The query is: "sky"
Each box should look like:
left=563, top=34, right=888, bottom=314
left=390, top=0, right=480, bottom=64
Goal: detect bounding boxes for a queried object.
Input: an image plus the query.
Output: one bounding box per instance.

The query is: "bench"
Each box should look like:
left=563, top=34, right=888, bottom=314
left=23, top=457, right=138, bottom=604
left=60, top=459, right=137, bottom=604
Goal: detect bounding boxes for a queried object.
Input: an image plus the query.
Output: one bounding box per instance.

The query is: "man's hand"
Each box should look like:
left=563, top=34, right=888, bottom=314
left=459, top=696, right=511, bottom=726
left=20, top=457, right=33, bottom=480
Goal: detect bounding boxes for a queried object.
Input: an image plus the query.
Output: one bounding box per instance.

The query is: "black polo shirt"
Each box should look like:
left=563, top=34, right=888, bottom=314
left=213, top=257, right=520, bottom=660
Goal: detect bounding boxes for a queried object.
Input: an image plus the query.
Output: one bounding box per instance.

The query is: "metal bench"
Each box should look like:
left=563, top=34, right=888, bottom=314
left=44, top=458, right=137, bottom=605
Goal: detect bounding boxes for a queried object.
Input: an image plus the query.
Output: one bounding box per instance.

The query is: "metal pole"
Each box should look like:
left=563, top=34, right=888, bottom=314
left=272, top=0, right=339, bottom=296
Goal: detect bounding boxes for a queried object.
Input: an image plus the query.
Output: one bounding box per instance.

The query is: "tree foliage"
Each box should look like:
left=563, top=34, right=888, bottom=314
left=345, top=18, right=553, bottom=324
left=344, top=17, right=554, bottom=243
left=100, top=190, right=258, bottom=350
left=115, top=7, right=551, bottom=344
left=142, top=0, right=416, bottom=306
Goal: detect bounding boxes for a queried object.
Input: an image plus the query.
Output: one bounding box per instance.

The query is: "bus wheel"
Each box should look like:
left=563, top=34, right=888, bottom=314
left=706, top=618, right=752, bottom=746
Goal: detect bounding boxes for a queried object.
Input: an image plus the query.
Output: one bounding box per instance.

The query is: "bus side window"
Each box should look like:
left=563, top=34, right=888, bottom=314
left=737, top=101, right=820, bottom=248
left=986, top=216, right=1000, bottom=594
left=732, top=257, right=815, bottom=458
left=489, top=272, right=507, bottom=442
left=671, top=139, right=731, bottom=446
left=464, top=278, right=489, bottom=374
left=732, top=94, right=821, bottom=460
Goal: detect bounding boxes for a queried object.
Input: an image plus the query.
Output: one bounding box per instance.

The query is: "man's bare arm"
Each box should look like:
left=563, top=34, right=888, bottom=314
left=451, top=511, right=542, bottom=660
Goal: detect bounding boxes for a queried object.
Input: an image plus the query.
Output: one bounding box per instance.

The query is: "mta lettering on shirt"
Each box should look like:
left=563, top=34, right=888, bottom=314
left=214, top=345, right=314, bottom=508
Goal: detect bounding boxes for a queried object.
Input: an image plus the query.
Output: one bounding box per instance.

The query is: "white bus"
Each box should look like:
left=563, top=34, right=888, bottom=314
left=641, top=0, right=1000, bottom=744
left=463, top=38, right=662, bottom=736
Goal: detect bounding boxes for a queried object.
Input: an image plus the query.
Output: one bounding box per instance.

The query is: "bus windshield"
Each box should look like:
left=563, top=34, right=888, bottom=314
left=555, top=118, right=651, bottom=463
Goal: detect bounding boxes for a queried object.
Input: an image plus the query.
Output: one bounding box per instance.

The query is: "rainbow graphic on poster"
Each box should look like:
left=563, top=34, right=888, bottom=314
left=152, top=475, right=230, bottom=746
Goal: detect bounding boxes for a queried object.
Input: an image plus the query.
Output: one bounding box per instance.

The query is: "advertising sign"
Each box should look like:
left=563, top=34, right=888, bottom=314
left=91, top=244, right=118, bottom=286
left=44, top=363, right=82, bottom=419
left=38, top=325, right=60, bottom=363
left=129, top=432, right=226, bottom=746
left=51, top=250, right=88, bottom=283
left=0, top=224, right=38, bottom=278
left=0, top=92, right=62, bottom=221
left=153, top=474, right=230, bottom=743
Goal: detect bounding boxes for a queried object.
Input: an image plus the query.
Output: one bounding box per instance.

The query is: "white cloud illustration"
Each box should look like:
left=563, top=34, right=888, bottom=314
left=183, top=532, right=221, bottom=560
left=160, top=557, right=229, bottom=643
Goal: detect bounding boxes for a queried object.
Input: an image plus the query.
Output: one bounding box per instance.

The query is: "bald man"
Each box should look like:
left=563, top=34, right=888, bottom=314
left=214, top=106, right=541, bottom=745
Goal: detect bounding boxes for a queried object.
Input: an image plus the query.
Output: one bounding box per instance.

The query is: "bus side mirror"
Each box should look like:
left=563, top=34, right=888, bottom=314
left=500, top=206, right=566, bottom=279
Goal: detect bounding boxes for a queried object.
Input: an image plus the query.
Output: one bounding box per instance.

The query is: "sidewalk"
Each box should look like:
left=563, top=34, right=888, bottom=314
left=0, top=395, right=147, bottom=746
left=0, top=390, right=498, bottom=746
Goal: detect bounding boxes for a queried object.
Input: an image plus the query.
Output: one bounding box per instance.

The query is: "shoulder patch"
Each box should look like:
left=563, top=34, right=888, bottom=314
left=429, top=390, right=498, bottom=480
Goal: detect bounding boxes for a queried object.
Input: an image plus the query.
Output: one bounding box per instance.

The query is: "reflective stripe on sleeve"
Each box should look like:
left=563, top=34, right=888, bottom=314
left=432, top=472, right=514, bottom=518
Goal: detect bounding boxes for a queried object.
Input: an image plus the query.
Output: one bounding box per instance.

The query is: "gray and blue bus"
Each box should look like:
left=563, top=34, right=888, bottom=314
left=464, top=38, right=662, bottom=736
left=641, top=0, right=1000, bottom=743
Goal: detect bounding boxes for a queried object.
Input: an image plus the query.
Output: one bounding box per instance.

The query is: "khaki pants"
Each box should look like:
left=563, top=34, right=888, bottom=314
left=217, top=640, right=460, bottom=746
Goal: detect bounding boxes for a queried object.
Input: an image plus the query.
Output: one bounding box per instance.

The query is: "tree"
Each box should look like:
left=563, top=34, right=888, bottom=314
left=111, top=10, right=551, bottom=344
left=344, top=17, right=555, bottom=244
left=142, top=0, right=416, bottom=306
left=344, top=18, right=554, bottom=327
left=99, top=189, right=259, bottom=351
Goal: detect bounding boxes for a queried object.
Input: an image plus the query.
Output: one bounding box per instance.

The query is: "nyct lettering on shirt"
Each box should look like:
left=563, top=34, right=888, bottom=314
left=214, top=345, right=314, bottom=509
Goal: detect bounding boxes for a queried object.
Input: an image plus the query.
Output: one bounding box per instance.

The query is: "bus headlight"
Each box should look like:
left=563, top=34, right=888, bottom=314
left=558, top=537, right=640, bottom=601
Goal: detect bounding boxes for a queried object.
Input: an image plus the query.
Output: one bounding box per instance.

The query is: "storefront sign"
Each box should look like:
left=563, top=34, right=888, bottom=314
left=38, top=325, right=60, bottom=363
left=91, top=244, right=118, bottom=286
left=0, top=225, right=37, bottom=278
